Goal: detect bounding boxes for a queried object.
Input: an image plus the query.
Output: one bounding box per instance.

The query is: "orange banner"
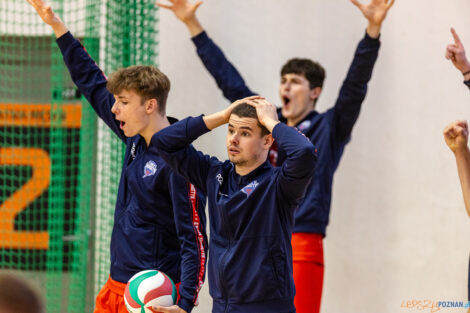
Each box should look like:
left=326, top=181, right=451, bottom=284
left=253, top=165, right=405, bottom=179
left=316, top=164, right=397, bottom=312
left=0, top=103, right=82, bottom=128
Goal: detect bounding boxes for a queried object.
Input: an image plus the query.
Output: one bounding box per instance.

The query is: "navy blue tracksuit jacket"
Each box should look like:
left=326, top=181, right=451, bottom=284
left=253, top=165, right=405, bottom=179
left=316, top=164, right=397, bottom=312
left=191, top=31, right=380, bottom=236
left=56, top=32, right=207, bottom=312
left=153, top=116, right=317, bottom=313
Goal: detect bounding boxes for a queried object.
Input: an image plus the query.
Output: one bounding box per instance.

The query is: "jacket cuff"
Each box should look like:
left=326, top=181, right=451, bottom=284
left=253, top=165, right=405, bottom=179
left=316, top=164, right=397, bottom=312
left=363, top=30, right=381, bottom=46
left=56, top=31, right=76, bottom=52
left=191, top=31, right=209, bottom=48
left=177, top=296, right=195, bottom=313
left=464, top=79, right=470, bottom=89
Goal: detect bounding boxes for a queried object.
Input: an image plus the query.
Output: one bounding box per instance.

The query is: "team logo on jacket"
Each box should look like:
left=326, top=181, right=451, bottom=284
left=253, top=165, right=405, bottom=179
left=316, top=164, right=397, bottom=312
left=297, top=120, right=311, bottom=132
left=241, top=180, right=259, bottom=197
left=142, top=160, right=157, bottom=178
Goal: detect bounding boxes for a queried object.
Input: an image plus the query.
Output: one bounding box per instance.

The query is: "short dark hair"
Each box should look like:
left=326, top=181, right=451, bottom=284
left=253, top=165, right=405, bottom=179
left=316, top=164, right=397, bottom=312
left=107, top=65, right=171, bottom=115
left=231, top=103, right=270, bottom=136
left=0, top=274, right=43, bottom=313
left=281, top=58, right=326, bottom=89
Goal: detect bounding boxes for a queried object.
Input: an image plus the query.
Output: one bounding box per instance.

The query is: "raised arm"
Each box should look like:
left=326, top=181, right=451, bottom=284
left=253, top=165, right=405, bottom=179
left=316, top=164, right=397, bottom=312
left=27, top=0, right=125, bottom=141
left=157, top=0, right=255, bottom=102
left=444, top=120, right=470, bottom=217
left=445, top=28, right=470, bottom=85
left=332, top=0, right=394, bottom=141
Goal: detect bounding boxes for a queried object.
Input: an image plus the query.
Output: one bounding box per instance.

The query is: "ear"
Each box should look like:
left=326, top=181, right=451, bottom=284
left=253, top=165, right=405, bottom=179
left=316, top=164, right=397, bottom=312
left=145, top=98, right=158, bottom=114
left=309, top=87, right=322, bottom=103
left=262, top=134, right=274, bottom=150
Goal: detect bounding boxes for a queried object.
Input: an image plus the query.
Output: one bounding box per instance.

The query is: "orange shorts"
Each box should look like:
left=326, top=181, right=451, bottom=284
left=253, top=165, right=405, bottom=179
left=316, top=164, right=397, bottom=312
left=292, top=233, right=324, bottom=313
left=94, top=276, right=181, bottom=313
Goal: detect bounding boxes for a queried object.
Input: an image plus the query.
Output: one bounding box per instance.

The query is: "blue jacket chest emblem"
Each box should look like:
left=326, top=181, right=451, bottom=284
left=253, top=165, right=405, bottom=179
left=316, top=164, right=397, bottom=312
left=143, top=160, right=158, bottom=178
left=241, top=180, right=259, bottom=197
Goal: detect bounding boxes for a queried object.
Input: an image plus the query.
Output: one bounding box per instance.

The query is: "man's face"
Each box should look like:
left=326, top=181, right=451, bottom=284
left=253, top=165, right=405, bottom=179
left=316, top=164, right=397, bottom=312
left=279, top=73, right=318, bottom=124
left=111, top=89, right=149, bottom=137
left=226, top=115, right=269, bottom=168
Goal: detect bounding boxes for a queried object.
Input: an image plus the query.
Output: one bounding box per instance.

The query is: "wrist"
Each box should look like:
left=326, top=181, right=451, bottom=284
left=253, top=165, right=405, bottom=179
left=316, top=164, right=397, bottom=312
left=461, top=64, right=470, bottom=80
left=262, top=119, right=280, bottom=133
left=366, top=22, right=382, bottom=39
left=184, top=18, right=203, bottom=37
left=454, top=146, right=470, bottom=157
left=51, top=20, right=68, bottom=38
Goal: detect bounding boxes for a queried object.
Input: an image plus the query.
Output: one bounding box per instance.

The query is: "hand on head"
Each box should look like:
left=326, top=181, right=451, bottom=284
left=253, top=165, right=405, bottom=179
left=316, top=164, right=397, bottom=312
left=446, top=28, right=470, bottom=75
left=246, top=99, right=279, bottom=130
left=444, top=120, right=469, bottom=153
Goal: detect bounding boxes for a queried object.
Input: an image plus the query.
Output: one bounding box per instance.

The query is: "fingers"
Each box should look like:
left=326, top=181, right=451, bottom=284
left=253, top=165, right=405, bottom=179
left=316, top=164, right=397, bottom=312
left=192, top=0, right=203, bottom=10
left=350, top=0, right=364, bottom=10
left=444, top=120, right=469, bottom=138
left=386, top=0, right=395, bottom=10
left=451, top=27, right=462, bottom=46
left=156, top=2, right=173, bottom=9
left=447, top=44, right=459, bottom=55
left=242, top=95, right=265, bottom=101
left=456, top=119, right=468, bottom=130
left=149, top=306, right=165, bottom=313
left=445, top=48, right=454, bottom=61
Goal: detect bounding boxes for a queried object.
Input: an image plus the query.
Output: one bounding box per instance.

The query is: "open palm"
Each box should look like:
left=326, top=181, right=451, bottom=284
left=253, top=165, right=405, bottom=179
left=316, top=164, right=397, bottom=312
left=156, top=0, right=202, bottom=23
left=351, top=0, right=395, bottom=25
left=26, top=0, right=61, bottom=25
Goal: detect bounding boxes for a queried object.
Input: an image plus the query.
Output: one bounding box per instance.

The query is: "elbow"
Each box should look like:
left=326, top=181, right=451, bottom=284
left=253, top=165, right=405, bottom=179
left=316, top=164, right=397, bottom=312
left=299, top=144, right=317, bottom=172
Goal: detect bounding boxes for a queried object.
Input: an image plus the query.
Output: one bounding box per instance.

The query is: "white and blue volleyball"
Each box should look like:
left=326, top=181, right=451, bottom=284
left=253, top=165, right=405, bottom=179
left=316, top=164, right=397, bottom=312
left=124, top=269, right=177, bottom=313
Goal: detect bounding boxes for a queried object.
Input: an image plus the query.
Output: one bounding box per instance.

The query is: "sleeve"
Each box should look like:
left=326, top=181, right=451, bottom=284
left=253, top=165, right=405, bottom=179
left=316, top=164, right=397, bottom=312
left=192, top=31, right=256, bottom=102
left=153, top=115, right=218, bottom=195
left=56, top=32, right=125, bottom=142
left=464, top=80, right=470, bottom=89
left=168, top=173, right=207, bottom=313
left=273, top=123, right=317, bottom=207
left=332, top=31, right=381, bottom=142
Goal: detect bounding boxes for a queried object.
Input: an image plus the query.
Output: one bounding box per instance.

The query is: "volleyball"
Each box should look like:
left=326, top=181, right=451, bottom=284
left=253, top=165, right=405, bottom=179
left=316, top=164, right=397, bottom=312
left=124, top=270, right=177, bottom=313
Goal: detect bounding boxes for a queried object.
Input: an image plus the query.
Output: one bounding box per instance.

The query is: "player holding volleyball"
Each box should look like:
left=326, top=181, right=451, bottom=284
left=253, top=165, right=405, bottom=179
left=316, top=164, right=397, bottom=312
left=444, top=27, right=470, bottom=313
left=158, top=0, right=394, bottom=312
left=26, top=1, right=207, bottom=313
left=152, top=96, right=316, bottom=313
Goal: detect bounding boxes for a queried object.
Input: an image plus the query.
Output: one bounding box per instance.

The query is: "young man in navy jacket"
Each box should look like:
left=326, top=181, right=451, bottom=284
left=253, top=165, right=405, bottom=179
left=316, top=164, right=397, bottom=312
left=27, top=1, right=207, bottom=312
left=444, top=27, right=470, bottom=313
left=158, top=0, right=394, bottom=311
left=151, top=96, right=317, bottom=313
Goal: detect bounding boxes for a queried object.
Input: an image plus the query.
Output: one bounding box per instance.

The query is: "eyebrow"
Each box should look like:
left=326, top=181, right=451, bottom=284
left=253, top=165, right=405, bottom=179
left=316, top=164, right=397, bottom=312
left=228, top=124, right=253, bottom=131
left=115, top=96, right=129, bottom=99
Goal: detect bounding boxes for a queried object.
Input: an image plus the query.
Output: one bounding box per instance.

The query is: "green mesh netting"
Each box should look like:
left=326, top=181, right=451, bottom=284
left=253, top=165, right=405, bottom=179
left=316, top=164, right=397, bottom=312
left=0, top=1, right=159, bottom=312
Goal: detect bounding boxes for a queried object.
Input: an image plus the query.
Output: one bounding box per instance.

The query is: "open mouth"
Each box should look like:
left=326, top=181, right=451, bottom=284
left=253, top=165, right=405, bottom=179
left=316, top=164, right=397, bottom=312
left=120, top=121, right=126, bottom=129
left=282, top=96, right=290, bottom=107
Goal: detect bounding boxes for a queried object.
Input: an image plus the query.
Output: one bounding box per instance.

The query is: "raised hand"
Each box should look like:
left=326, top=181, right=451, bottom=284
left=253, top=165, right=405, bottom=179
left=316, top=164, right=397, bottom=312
left=350, top=0, right=395, bottom=38
left=156, top=0, right=204, bottom=36
left=26, top=0, right=68, bottom=37
left=446, top=28, right=470, bottom=77
left=156, top=0, right=202, bottom=24
left=444, top=120, right=469, bottom=154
